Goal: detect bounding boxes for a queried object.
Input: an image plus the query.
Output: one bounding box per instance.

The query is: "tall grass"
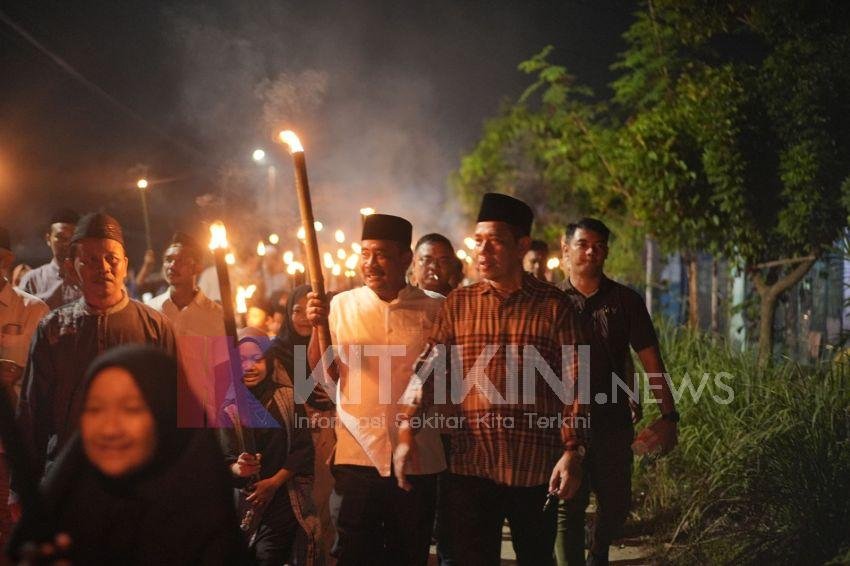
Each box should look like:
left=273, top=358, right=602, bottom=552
left=632, top=321, right=850, bottom=565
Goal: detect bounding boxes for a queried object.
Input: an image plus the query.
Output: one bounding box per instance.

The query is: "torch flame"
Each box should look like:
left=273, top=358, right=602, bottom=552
left=225, top=252, right=236, bottom=266
left=456, top=249, right=468, bottom=260
left=546, top=257, right=561, bottom=270
left=283, top=251, right=294, bottom=265
left=268, top=233, right=280, bottom=245
left=136, top=178, right=149, bottom=190
left=235, top=286, right=248, bottom=314
left=257, top=241, right=266, bottom=256
left=464, top=237, right=475, bottom=250
left=351, top=242, right=362, bottom=254
left=323, top=252, right=334, bottom=269
left=334, top=229, right=345, bottom=243
left=345, top=253, right=359, bottom=270
left=337, top=248, right=347, bottom=260
left=279, top=130, right=304, bottom=153
left=209, top=221, right=228, bottom=250
left=245, top=284, right=258, bottom=298
left=359, top=207, right=375, bottom=216
left=296, top=226, right=306, bottom=241
left=332, top=264, right=341, bottom=276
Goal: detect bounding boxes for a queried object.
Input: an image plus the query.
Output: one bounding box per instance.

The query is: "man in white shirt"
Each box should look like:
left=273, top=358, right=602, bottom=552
left=19, top=209, right=82, bottom=310
left=0, top=227, right=49, bottom=396
left=0, top=226, right=48, bottom=543
left=148, top=232, right=227, bottom=427
left=307, top=214, right=446, bottom=565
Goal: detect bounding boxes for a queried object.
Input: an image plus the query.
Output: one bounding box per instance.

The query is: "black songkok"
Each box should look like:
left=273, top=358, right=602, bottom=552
left=50, top=208, right=80, bottom=226
left=169, top=232, right=202, bottom=251
left=168, top=232, right=204, bottom=261
left=476, top=193, right=534, bottom=237
left=361, top=214, right=413, bottom=249
left=71, top=212, right=125, bottom=247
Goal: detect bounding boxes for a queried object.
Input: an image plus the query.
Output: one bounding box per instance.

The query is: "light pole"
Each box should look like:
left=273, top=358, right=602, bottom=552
left=136, top=178, right=153, bottom=251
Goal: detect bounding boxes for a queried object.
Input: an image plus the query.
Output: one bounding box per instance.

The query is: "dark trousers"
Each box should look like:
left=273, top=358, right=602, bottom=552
left=438, top=473, right=556, bottom=566
left=253, top=491, right=299, bottom=566
left=333, top=464, right=437, bottom=566
left=555, top=426, right=633, bottom=565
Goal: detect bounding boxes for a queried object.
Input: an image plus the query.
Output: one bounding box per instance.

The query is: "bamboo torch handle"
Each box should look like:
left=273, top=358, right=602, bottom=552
left=292, top=151, right=333, bottom=355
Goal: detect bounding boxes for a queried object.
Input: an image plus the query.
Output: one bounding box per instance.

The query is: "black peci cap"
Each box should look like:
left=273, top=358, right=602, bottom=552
left=362, top=214, right=413, bottom=248
left=476, top=193, right=534, bottom=236
left=71, top=212, right=125, bottom=247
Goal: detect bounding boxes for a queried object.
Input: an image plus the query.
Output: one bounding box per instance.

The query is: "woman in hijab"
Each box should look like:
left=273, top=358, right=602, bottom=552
left=265, top=285, right=336, bottom=561
left=220, top=329, right=320, bottom=565
left=9, top=344, right=245, bottom=565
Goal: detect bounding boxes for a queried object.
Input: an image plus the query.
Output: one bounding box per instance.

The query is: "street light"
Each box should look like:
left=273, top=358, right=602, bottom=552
left=252, top=148, right=266, bottom=162
left=135, top=178, right=152, bottom=250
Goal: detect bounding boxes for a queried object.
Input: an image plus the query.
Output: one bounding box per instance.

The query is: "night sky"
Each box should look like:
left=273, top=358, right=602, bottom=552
left=0, top=0, right=633, bottom=265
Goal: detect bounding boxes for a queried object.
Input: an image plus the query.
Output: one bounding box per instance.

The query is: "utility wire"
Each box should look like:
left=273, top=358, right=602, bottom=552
left=0, top=8, right=211, bottom=166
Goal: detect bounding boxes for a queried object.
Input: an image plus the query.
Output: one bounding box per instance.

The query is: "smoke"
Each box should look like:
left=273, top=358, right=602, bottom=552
left=162, top=1, right=463, bottom=244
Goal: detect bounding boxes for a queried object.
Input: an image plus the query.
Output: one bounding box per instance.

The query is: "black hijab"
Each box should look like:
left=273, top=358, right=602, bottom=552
left=267, top=284, right=312, bottom=381
left=10, top=345, right=246, bottom=565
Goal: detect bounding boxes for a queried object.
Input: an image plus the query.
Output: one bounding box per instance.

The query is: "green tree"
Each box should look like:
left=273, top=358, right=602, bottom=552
left=611, top=0, right=850, bottom=364
left=451, top=47, right=645, bottom=285
left=454, top=0, right=850, bottom=365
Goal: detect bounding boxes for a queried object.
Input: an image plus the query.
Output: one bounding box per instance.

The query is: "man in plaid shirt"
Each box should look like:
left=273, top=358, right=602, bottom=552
left=395, top=193, right=590, bottom=565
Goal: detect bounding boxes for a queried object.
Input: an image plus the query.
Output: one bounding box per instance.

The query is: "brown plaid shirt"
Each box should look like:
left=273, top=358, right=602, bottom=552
left=404, top=273, right=589, bottom=487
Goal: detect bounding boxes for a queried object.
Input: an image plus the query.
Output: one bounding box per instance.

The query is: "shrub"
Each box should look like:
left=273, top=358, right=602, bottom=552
left=632, top=321, right=850, bottom=565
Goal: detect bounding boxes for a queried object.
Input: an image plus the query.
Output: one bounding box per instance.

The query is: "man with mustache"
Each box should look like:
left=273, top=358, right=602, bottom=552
left=395, top=193, right=589, bottom=565
left=148, top=232, right=226, bottom=427
left=306, top=214, right=446, bottom=566
left=412, top=233, right=464, bottom=297
left=16, top=213, right=177, bottom=480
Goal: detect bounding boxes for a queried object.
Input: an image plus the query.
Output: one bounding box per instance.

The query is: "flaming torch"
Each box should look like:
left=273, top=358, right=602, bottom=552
left=278, top=130, right=333, bottom=355
left=209, top=221, right=238, bottom=344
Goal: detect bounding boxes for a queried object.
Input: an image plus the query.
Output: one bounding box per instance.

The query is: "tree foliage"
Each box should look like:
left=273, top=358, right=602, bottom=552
left=452, top=0, right=850, bottom=358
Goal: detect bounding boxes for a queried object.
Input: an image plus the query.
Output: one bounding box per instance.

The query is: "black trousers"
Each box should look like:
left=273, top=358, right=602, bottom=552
left=555, top=425, right=633, bottom=565
left=438, top=473, right=556, bottom=566
left=332, top=464, right=437, bottom=566
left=253, top=490, right=299, bottom=566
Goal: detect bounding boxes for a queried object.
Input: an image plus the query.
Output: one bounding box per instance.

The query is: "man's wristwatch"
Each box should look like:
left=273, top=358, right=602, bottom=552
left=661, top=410, right=680, bottom=423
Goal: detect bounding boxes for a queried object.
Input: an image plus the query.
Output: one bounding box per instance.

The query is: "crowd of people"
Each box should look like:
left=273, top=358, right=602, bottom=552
left=0, top=192, right=678, bottom=565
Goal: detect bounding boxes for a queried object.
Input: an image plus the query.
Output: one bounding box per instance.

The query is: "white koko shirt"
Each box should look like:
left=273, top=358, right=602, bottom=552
left=328, top=284, right=446, bottom=476
left=148, top=288, right=228, bottom=425
left=0, top=282, right=48, bottom=368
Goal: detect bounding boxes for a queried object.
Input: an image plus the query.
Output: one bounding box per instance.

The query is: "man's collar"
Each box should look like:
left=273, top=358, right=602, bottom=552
left=83, top=289, right=130, bottom=315
left=362, top=283, right=416, bottom=304
left=168, top=286, right=202, bottom=309
left=563, top=274, right=610, bottom=297
left=478, top=272, right=535, bottom=298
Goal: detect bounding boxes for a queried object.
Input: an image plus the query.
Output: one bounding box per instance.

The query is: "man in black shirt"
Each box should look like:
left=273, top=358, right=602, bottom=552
left=556, top=218, right=678, bottom=566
